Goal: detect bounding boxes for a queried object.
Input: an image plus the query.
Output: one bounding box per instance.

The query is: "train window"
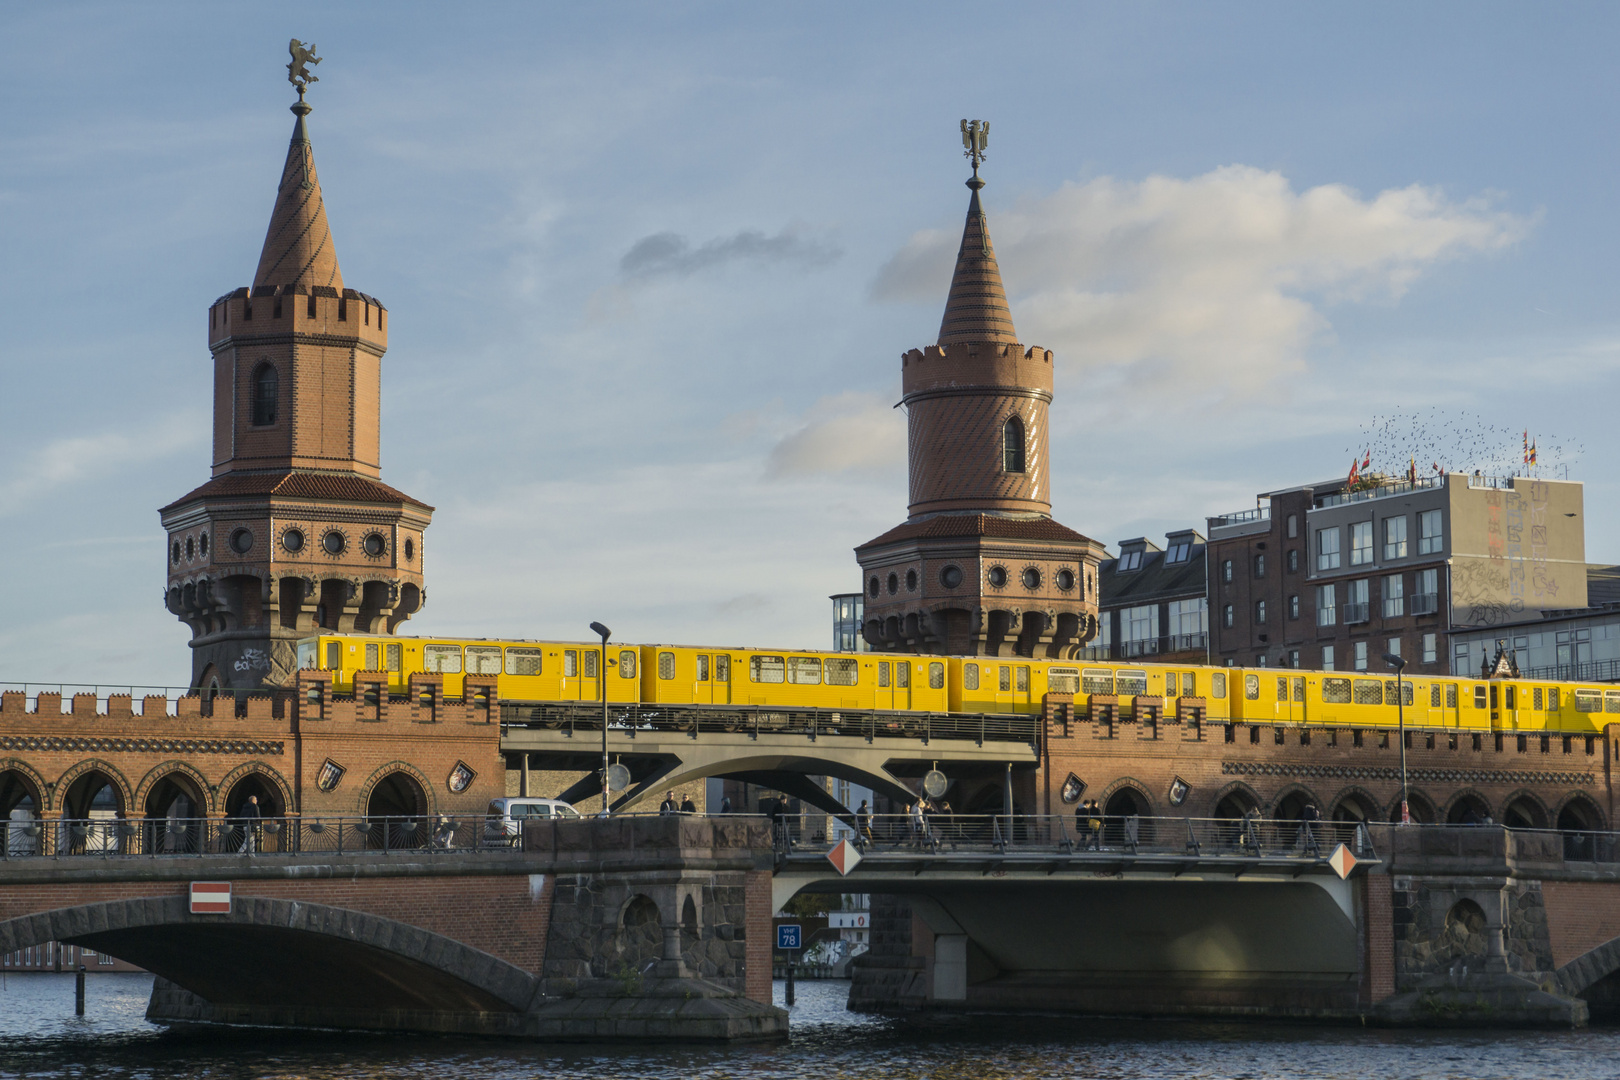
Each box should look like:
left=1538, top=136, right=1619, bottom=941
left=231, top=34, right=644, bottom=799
left=878, top=662, right=890, bottom=688
left=564, top=651, right=577, bottom=677
left=1119, top=670, right=1148, bottom=696
left=788, top=657, right=822, bottom=685
left=999, top=666, right=1010, bottom=692
left=298, top=641, right=316, bottom=669
left=1293, top=677, right=1305, bottom=702
left=1049, top=667, right=1079, bottom=694
left=1323, top=677, right=1352, bottom=704
left=1244, top=674, right=1259, bottom=701
left=424, top=644, right=462, bottom=674
left=1534, top=687, right=1543, bottom=710
left=1164, top=674, right=1177, bottom=697
left=386, top=643, right=401, bottom=673
left=506, top=648, right=543, bottom=676
left=584, top=651, right=598, bottom=678
left=1431, top=684, right=1441, bottom=707
left=466, top=646, right=501, bottom=675
left=1489, top=685, right=1498, bottom=709
left=964, top=664, right=979, bottom=690
left=896, top=663, right=910, bottom=689
left=751, top=655, right=786, bottom=684
left=827, top=658, right=858, bottom=686
left=1211, top=673, right=1226, bottom=699
left=659, top=652, right=676, bottom=680
left=1183, top=672, right=1196, bottom=697
left=1276, top=677, right=1287, bottom=702
left=696, top=655, right=710, bottom=682
left=1396, top=682, right=1413, bottom=705
left=1446, top=684, right=1457, bottom=708
left=1017, top=667, right=1029, bottom=693
left=1550, top=688, right=1559, bottom=709
left=1576, top=689, right=1603, bottom=713
left=1505, top=686, right=1516, bottom=710
left=1082, top=669, right=1115, bottom=695
left=326, top=642, right=341, bottom=670
left=1606, top=691, right=1620, bottom=714
left=620, top=650, right=636, bottom=678
left=929, top=663, right=944, bottom=690
left=1473, top=685, right=1487, bottom=710
left=1353, top=679, right=1382, bottom=705
left=366, top=643, right=379, bottom=670
left=716, top=655, right=730, bottom=683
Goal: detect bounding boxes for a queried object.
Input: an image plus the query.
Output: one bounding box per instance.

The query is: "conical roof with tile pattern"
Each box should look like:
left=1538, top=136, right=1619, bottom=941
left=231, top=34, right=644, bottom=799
left=253, top=100, right=343, bottom=292
left=936, top=176, right=1017, bottom=346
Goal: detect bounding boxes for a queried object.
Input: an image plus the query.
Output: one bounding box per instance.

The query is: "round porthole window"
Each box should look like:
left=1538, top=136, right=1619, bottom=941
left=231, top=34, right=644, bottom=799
left=171, top=541, right=181, bottom=564
left=230, top=529, right=253, bottom=554
left=1022, top=567, right=1041, bottom=589
left=282, top=528, right=305, bottom=554
left=940, top=565, right=963, bottom=589
left=198, top=534, right=209, bottom=557
left=363, top=533, right=386, bottom=557
left=404, top=538, right=415, bottom=561
left=1056, top=568, right=1075, bottom=591
left=185, top=536, right=194, bottom=559
left=886, top=572, right=899, bottom=595
left=323, top=531, right=345, bottom=555
left=987, top=565, right=1007, bottom=588
left=906, top=569, right=918, bottom=591
left=867, top=576, right=880, bottom=599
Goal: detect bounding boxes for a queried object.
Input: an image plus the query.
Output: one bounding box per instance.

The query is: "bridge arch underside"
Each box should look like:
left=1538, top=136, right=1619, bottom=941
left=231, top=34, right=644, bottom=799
left=0, top=896, right=535, bottom=1032
left=799, top=876, right=1362, bottom=1017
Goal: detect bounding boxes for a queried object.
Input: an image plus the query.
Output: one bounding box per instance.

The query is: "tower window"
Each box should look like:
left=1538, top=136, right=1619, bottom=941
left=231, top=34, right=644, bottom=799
left=1003, top=416, right=1026, bottom=474
left=251, top=362, right=279, bottom=426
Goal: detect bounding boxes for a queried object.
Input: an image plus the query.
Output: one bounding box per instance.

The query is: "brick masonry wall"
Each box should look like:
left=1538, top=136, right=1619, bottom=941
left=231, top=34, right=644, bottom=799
left=1542, top=881, right=1620, bottom=968
left=1363, top=873, right=1395, bottom=1004
left=745, top=870, right=772, bottom=1004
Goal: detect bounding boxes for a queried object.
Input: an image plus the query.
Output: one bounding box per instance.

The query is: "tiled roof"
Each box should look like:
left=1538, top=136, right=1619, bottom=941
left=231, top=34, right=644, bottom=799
left=253, top=102, right=343, bottom=292
left=161, top=471, right=432, bottom=512
left=936, top=179, right=1018, bottom=347
left=1099, top=544, right=1207, bottom=605
left=857, top=513, right=1094, bottom=551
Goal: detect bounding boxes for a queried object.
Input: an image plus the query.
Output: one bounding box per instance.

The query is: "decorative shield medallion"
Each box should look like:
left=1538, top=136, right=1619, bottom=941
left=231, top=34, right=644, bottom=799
left=1060, top=773, right=1086, bottom=805
left=315, top=759, right=346, bottom=792
left=448, top=761, right=476, bottom=793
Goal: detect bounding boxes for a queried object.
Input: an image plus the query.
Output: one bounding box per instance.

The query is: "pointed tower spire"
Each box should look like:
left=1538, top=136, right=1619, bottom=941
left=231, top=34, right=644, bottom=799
left=253, top=93, right=343, bottom=291
left=936, top=169, right=1017, bottom=347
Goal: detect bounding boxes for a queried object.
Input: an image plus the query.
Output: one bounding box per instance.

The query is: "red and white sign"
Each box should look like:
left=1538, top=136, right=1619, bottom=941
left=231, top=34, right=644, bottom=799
left=189, top=881, right=231, bottom=914
left=829, top=911, right=870, bottom=929
left=826, top=838, right=862, bottom=877
left=1328, top=844, right=1359, bottom=880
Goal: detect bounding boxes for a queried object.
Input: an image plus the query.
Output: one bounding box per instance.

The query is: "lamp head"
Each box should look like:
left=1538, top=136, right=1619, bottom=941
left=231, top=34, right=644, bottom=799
left=1382, top=653, right=1406, bottom=671
left=589, top=621, right=611, bottom=641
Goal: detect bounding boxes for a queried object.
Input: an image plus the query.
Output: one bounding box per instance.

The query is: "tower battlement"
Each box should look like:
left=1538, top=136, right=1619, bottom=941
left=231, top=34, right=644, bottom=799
left=209, top=286, right=387, bottom=351
left=901, top=343, right=1054, bottom=399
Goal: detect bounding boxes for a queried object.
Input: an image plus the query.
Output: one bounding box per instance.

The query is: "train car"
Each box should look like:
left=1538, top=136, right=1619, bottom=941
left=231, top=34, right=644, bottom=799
left=637, top=645, right=949, bottom=714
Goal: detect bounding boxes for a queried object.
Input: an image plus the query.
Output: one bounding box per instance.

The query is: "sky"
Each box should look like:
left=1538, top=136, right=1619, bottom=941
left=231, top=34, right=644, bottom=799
left=4, top=3, right=1620, bottom=689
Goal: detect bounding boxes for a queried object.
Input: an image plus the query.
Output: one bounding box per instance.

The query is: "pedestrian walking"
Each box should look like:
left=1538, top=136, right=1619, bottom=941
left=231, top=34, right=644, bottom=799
left=239, top=795, right=262, bottom=855
left=679, top=794, right=696, bottom=815
left=855, top=799, right=872, bottom=845
left=1299, top=802, right=1322, bottom=856
left=659, top=790, right=678, bottom=816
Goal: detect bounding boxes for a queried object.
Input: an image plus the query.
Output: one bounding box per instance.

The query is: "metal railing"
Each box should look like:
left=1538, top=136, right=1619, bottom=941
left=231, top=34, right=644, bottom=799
left=1315, top=476, right=1443, bottom=508
left=0, top=815, right=526, bottom=860
left=1411, top=592, right=1440, bottom=616
left=1517, top=659, right=1620, bottom=684
left=1209, top=507, right=1271, bottom=529
left=1343, top=602, right=1370, bottom=625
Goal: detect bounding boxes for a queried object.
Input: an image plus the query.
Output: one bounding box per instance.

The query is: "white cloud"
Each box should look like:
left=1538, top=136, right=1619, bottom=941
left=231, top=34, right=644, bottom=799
left=873, top=166, right=1534, bottom=396
left=0, top=414, right=202, bottom=516
left=766, top=392, right=906, bottom=477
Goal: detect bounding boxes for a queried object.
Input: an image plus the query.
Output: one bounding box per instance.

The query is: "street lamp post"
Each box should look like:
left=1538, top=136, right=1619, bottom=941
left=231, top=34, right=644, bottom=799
left=1383, top=652, right=1409, bottom=824
left=590, top=621, right=612, bottom=817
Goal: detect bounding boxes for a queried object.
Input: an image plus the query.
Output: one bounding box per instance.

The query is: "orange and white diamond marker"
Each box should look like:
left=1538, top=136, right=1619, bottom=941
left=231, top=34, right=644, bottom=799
left=827, top=837, right=862, bottom=876
left=1329, top=843, right=1358, bottom=879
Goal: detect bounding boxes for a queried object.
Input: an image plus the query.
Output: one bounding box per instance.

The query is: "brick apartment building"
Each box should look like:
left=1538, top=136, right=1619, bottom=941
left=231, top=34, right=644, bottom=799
left=1207, top=473, right=1588, bottom=674
left=1081, top=530, right=1209, bottom=664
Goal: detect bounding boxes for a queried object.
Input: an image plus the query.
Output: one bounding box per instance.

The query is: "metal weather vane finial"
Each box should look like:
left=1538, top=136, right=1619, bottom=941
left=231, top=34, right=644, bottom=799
left=287, top=39, right=322, bottom=98
left=961, top=119, right=989, bottom=173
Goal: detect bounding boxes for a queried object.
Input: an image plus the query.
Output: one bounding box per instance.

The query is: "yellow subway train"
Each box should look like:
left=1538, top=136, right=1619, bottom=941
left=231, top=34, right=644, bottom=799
left=295, top=634, right=1620, bottom=734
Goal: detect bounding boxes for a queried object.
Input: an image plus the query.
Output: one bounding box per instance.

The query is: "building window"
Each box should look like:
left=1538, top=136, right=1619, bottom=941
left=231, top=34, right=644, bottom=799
left=1419, top=509, right=1443, bottom=555
left=1382, top=574, right=1404, bottom=618
left=1255, top=600, right=1267, bottom=625
left=1253, top=553, right=1265, bottom=577
left=1354, top=641, right=1368, bottom=670
left=1222, top=604, right=1234, bottom=629
left=1423, top=632, right=1437, bottom=663
left=1387, top=636, right=1401, bottom=660
left=1288, top=594, right=1300, bottom=620
left=1384, top=516, right=1408, bottom=560
left=1346, top=578, right=1370, bottom=623
left=1122, top=605, right=1159, bottom=655
left=1289, top=649, right=1300, bottom=668
left=1119, top=551, right=1142, bottom=572
left=251, top=362, right=278, bottom=426
left=1322, top=645, right=1335, bottom=671
left=1002, top=415, right=1025, bottom=474
left=1222, top=559, right=1233, bottom=583
left=1350, top=521, right=1373, bottom=565
left=1167, top=597, right=1206, bottom=646
left=1414, top=567, right=1439, bottom=615
left=1287, top=513, right=1298, bottom=539
left=867, top=576, right=879, bottom=599
left=1317, top=527, right=1340, bottom=570
left=1166, top=541, right=1192, bottom=563
left=886, top=572, right=898, bottom=595
left=1287, top=549, right=1298, bottom=572
left=1316, top=584, right=1336, bottom=626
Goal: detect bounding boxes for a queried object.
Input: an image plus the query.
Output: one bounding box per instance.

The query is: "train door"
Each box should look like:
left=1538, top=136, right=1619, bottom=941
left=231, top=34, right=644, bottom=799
left=559, top=648, right=599, bottom=702
left=1502, top=683, right=1521, bottom=730
left=993, top=664, right=1013, bottom=713
left=580, top=648, right=601, bottom=706
left=894, top=660, right=912, bottom=710
left=875, top=661, right=893, bottom=710
left=1275, top=675, right=1305, bottom=723
left=693, top=654, right=712, bottom=705
left=714, top=654, right=731, bottom=705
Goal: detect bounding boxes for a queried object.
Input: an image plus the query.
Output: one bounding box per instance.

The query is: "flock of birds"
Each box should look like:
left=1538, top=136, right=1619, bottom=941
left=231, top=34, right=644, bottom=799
left=1344, top=409, right=1582, bottom=481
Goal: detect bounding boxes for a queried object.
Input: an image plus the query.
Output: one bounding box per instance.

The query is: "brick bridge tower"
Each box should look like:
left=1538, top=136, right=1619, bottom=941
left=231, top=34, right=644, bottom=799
left=160, top=81, right=432, bottom=691
left=856, top=132, right=1104, bottom=657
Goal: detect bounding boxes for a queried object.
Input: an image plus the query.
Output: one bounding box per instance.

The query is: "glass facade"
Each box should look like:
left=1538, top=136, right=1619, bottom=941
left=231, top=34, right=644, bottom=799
left=831, top=593, right=867, bottom=652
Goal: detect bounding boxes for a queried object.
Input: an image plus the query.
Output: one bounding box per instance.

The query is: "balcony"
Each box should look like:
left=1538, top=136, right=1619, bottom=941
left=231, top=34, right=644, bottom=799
left=1343, top=602, right=1370, bottom=625
left=1077, top=633, right=1208, bottom=662
left=1208, top=506, right=1270, bottom=528
left=1412, top=592, right=1439, bottom=616
left=1314, top=476, right=1443, bottom=509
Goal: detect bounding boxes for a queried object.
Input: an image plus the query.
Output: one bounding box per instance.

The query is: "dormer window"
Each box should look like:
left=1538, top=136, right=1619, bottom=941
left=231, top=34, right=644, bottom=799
left=1119, top=551, right=1143, bottom=572
left=251, top=362, right=279, bottom=426
left=1002, top=415, right=1025, bottom=474
left=1165, top=542, right=1192, bottom=563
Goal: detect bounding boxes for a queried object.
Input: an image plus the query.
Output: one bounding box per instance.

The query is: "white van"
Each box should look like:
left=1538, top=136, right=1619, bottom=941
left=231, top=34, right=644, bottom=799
left=484, top=797, right=580, bottom=844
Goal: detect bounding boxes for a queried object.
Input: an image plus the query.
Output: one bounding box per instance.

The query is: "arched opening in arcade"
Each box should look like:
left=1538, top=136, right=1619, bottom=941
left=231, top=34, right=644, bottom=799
left=0, top=770, right=42, bottom=856
left=145, top=772, right=207, bottom=854
left=1446, top=793, right=1492, bottom=825
left=1441, top=899, right=1489, bottom=962
left=1502, top=795, right=1548, bottom=831
left=1214, top=789, right=1259, bottom=820
left=1388, top=791, right=1437, bottom=824
left=1557, top=796, right=1605, bottom=860
left=60, top=771, right=125, bottom=853
left=1329, top=792, right=1379, bottom=825
left=366, top=770, right=428, bottom=849
left=1102, top=786, right=1155, bottom=846
left=619, top=893, right=663, bottom=972
left=224, top=772, right=287, bottom=854
left=1273, top=789, right=1320, bottom=822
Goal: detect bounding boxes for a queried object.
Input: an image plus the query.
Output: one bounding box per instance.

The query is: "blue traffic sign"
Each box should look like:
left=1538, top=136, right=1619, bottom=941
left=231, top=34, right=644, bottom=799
left=777, top=924, right=802, bottom=950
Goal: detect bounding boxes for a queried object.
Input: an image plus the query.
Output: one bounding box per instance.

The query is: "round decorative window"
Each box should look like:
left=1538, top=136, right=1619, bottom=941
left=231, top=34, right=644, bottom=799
left=987, top=565, right=1007, bottom=588
left=905, top=569, right=918, bottom=591
left=185, top=536, right=194, bottom=559
left=282, top=528, right=305, bottom=554
left=940, top=565, right=963, bottom=589
left=1056, top=568, right=1075, bottom=591
left=323, top=531, right=346, bottom=555
left=198, top=534, right=209, bottom=557
left=363, top=533, right=386, bottom=557
left=886, top=572, right=899, bottom=596
left=1022, top=567, right=1041, bottom=589
left=404, top=538, right=415, bottom=561
left=230, top=529, right=254, bottom=554
left=171, top=541, right=181, bottom=564
left=867, top=576, right=880, bottom=599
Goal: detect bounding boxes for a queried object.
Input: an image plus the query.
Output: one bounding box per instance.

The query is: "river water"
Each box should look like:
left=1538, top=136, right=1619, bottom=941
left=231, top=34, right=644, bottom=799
left=0, top=973, right=1616, bottom=1079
